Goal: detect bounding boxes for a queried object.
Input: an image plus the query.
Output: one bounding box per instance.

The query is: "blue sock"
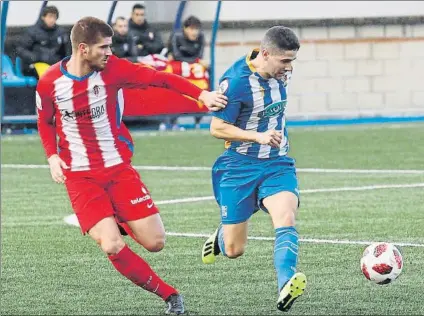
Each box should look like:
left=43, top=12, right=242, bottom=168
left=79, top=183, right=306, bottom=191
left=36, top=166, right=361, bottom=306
left=217, top=224, right=227, bottom=257
left=274, top=226, right=299, bottom=291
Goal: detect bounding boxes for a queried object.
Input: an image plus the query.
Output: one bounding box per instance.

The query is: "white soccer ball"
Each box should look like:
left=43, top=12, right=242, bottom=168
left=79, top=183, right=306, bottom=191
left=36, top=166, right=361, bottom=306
left=360, top=242, right=403, bottom=285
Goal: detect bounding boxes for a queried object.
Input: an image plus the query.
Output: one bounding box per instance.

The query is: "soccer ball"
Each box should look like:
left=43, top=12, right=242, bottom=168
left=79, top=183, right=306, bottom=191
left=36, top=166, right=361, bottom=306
left=360, top=242, right=403, bottom=285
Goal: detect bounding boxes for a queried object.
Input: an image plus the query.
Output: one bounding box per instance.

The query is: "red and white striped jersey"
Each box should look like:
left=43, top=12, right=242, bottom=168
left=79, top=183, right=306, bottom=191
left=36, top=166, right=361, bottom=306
left=36, top=55, right=202, bottom=172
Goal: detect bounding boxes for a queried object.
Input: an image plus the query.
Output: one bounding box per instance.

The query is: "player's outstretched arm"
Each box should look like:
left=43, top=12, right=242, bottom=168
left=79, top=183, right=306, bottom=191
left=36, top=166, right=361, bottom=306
left=210, top=117, right=282, bottom=148
left=114, top=57, right=227, bottom=111
left=147, top=71, right=227, bottom=112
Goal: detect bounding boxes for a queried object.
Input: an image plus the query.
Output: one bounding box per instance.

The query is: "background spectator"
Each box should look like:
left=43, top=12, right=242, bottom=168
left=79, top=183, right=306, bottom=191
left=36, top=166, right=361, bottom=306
left=15, top=6, right=71, bottom=77
left=168, top=16, right=206, bottom=66
left=111, top=16, right=136, bottom=60
left=128, top=3, right=165, bottom=57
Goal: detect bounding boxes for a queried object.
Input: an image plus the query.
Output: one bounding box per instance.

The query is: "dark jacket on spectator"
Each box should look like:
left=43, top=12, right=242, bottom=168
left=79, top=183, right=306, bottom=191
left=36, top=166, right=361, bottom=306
left=169, top=31, right=205, bottom=63
left=111, top=33, right=136, bottom=60
left=128, top=19, right=164, bottom=56
left=16, top=18, right=70, bottom=69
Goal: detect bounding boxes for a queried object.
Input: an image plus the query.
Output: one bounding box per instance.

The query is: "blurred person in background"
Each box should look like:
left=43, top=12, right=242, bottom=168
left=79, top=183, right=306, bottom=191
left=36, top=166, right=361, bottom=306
left=111, top=16, right=136, bottom=60
left=165, top=16, right=208, bottom=131
left=167, top=16, right=207, bottom=68
left=128, top=4, right=165, bottom=57
left=16, top=5, right=71, bottom=78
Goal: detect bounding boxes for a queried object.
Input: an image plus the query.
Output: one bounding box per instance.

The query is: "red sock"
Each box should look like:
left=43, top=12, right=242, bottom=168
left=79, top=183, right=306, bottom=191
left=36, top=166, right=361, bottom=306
left=109, top=245, right=178, bottom=301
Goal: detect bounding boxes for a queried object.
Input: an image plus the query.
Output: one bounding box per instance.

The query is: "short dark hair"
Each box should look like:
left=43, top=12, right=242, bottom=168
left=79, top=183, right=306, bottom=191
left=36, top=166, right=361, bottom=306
left=183, top=16, right=202, bottom=29
left=71, top=17, right=114, bottom=50
left=132, top=4, right=145, bottom=12
left=261, top=26, right=300, bottom=53
left=114, top=16, right=127, bottom=23
left=41, top=5, right=59, bottom=19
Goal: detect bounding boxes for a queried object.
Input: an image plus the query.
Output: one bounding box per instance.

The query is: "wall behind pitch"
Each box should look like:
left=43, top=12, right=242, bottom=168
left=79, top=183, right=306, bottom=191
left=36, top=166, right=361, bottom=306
left=183, top=1, right=424, bottom=21
left=201, top=24, right=424, bottom=119
left=7, top=1, right=424, bottom=26
left=6, top=1, right=424, bottom=120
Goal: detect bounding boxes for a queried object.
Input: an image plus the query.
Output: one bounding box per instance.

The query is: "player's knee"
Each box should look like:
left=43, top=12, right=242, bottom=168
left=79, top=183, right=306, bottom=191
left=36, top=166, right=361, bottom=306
left=225, top=243, right=245, bottom=258
left=144, top=236, right=166, bottom=253
left=99, top=236, right=126, bottom=255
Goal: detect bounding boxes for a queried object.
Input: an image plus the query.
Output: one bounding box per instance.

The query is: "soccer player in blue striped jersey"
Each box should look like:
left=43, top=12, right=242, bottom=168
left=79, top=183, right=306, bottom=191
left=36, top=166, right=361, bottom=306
left=201, top=26, right=306, bottom=312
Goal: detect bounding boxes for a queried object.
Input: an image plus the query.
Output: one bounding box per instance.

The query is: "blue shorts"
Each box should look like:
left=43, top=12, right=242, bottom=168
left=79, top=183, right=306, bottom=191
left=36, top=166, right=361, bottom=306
left=212, top=150, right=299, bottom=225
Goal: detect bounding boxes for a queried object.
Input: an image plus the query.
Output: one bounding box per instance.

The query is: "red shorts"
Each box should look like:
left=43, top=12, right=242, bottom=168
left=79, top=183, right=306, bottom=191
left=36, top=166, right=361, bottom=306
left=64, top=163, right=159, bottom=234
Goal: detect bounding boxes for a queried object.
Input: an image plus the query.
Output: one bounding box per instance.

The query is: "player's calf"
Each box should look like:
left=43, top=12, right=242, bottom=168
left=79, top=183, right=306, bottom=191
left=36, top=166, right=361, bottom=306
left=224, top=243, right=245, bottom=258
left=127, top=215, right=166, bottom=253
left=129, top=228, right=165, bottom=252
left=141, top=236, right=165, bottom=253
left=202, top=222, right=248, bottom=263
left=96, top=221, right=179, bottom=307
left=221, top=222, right=248, bottom=259
left=117, top=222, right=164, bottom=252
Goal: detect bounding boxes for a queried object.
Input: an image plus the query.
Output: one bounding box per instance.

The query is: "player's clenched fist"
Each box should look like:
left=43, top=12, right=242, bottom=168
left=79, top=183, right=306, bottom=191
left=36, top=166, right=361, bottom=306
left=199, top=90, right=228, bottom=112
left=255, top=130, right=282, bottom=148
left=47, top=154, right=69, bottom=184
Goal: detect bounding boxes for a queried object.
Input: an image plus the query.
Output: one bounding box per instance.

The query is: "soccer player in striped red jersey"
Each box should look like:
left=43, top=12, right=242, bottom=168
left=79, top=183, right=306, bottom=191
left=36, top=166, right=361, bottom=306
left=36, top=16, right=227, bottom=315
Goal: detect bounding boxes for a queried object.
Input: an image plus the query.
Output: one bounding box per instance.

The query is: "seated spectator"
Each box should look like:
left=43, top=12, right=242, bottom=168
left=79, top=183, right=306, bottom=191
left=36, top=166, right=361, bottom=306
left=15, top=6, right=71, bottom=77
left=111, top=16, right=136, bottom=60
left=168, top=16, right=206, bottom=66
left=165, top=16, right=208, bottom=131
left=128, top=4, right=165, bottom=57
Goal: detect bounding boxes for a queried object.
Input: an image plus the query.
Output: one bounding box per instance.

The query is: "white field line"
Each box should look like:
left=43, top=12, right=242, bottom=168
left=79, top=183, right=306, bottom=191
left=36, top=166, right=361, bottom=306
left=2, top=164, right=50, bottom=169
left=2, top=164, right=424, bottom=174
left=6, top=182, right=424, bottom=206
left=3, top=218, right=423, bottom=248
left=138, top=183, right=424, bottom=206
left=297, top=168, right=424, bottom=175
left=165, top=232, right=424, bottom=248
left=151, top=183, right=424, bottom=206
left=3, top=164, right=424, bottom=247
left=2, top=122, right=424, bottom=143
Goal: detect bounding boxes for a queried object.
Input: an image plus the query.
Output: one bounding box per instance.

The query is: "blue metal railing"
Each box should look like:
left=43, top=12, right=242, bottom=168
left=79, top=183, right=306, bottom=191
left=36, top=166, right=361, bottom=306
left=173, top=1, right=187, bottom=33
left=1, top=0, right=9, bottom=54
left=1, top=0, right=10, bottom=122
left=1, top=0, right=40, bottom=124
left=107, top=1, right=118, bottom=26
left=38, top=1, right=49, bottom=20
left=209, top=0, right=222, bottom=90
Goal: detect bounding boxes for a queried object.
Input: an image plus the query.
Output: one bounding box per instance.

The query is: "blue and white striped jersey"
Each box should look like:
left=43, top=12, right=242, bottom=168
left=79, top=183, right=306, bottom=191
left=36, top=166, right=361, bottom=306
left=213, top=50, right=291, bottom=159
